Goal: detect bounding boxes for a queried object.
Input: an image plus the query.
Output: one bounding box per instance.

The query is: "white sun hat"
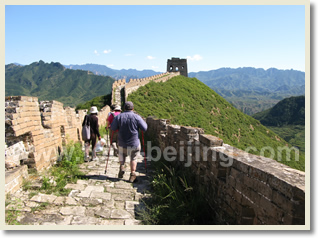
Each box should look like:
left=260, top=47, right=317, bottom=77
left=114, top=105, right=121, bottom=111
left=90, top=106, right=98, bottom=114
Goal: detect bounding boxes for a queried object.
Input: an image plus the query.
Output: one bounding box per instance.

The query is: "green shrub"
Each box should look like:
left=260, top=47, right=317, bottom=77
left=40, top=140, right=85, bottom=195
left=138, top=159, right=219, bottom=225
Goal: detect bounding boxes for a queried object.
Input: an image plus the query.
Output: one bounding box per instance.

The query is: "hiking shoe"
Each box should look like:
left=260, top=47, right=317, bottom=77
left=118, top=165, right=125, bottom=178
left=84, top=156, right=90, bottom=162
left=129, top=173, right=137, bottom=183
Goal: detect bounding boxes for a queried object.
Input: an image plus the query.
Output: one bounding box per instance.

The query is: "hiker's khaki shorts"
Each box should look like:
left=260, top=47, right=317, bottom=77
left=118, top=145, right=141, bottom=163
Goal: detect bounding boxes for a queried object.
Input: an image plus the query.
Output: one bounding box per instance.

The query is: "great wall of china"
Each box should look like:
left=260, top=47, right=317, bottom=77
left=111, top=71, right=180, bottom=106
left=4, top=69, right=305, bottom=225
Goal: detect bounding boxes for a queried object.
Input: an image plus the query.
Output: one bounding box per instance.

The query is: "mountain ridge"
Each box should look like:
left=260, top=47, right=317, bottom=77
left=64, top=63, right=162, bottom=80
left=5, top=61, right=114, bottom=107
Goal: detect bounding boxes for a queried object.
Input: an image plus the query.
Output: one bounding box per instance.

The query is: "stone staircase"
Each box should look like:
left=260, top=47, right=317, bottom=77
left=5, top=146, right=152, bottom=226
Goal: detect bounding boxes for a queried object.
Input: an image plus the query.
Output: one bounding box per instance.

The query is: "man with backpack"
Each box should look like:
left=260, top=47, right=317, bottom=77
left=83, top=106, right=101, bottom=162
left=106, top=105, right=121, bottom=156
left=110, top=101, right=147, bottom=183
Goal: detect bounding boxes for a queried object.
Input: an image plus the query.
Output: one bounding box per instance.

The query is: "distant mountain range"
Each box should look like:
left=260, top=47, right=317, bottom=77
left=189, top=67, right=305, bottom=115
left=188, top=67, right=304, bottom=91
left=64, top=63, right=161, bottom=80
left=5, top=61, right=114, bottom=107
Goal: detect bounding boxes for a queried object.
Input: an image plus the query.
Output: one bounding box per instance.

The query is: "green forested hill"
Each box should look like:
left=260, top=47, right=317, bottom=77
left=252, top=96, right=305, bottom=152
left=128, top=76, right=304, bottom=171
left=5, top=61, right=115, bottom=107
left=252, top=96, right=305, bottom=126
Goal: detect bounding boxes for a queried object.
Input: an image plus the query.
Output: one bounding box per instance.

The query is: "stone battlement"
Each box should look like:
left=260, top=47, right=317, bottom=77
left=111, top=71, right=180, bottom=105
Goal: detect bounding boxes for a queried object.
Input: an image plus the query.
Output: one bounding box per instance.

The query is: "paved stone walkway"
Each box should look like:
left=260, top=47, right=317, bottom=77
left=5, top=147, right=152, bottom=225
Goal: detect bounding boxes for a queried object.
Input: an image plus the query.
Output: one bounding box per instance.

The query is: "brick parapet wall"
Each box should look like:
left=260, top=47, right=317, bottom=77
left=125, top=72, right=180, bottom=100
left=5, top=96, right=110, bottom=193
left=145, top=116, right=305, bottom=225
left=111, top=72, right=181, bottom=106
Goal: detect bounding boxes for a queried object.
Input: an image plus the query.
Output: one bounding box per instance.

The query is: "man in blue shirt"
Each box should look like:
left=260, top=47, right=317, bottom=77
left=111, top=101, right=148, bottom=183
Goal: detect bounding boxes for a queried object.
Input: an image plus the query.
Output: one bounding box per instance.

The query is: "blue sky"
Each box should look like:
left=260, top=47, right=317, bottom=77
left=5, top=4, right=305, bottom=72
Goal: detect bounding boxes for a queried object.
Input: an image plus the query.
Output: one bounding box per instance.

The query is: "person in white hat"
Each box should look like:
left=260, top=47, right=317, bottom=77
left=106, top=105, right=121, bottom=156
left=84, top=106, right=101, bottom=161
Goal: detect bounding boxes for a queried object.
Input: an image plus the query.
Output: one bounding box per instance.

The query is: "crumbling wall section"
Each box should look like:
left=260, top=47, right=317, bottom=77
left=5, top=96, right=110, bottom=194
left=145, top=116, right=305, bottom=225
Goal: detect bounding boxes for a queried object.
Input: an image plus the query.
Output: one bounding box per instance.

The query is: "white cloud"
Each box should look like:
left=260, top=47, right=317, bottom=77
left=107, top=64, right=114, bottom=67
left=94, top=50, right=99, bottom=56
left=103, top=49, right=112, bottom=54
left=151, top=66, right=159, bottom=69
left=147, top=56, right=156, bottom=60
left=187, top=54, right=203, bottom=61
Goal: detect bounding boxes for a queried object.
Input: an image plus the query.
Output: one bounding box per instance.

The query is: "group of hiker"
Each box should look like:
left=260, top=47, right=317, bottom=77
left=82, top=101, right=147, bottom=183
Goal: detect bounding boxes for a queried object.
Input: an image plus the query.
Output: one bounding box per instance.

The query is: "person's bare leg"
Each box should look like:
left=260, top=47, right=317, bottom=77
left=129, top=147, right=140, bottom=182
left=118, top=147, right=126, bottom=178
left=112, top=142, right=118, bottom=156
left=84, top=142, right=90, bottom=161
left=92, top=145, right=96, bottom=159
left=129, top=159, right=137, bottom=183
left=130, top=160, right=137, bottom=174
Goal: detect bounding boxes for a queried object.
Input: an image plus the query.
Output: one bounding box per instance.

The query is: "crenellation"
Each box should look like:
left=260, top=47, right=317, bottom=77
left=113, top=71, right=181, bottom=106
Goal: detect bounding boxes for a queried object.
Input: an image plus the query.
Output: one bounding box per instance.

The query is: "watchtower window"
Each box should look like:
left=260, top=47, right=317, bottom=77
left=176, top=67, right=179, bottom=71
left=170, top=65, right=173, bottom=71
left=182, top=66, right=184, bottom=69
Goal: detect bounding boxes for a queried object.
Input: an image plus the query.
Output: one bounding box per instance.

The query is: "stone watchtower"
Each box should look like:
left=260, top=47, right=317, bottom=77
left=167, top=57, right=188, bottom=77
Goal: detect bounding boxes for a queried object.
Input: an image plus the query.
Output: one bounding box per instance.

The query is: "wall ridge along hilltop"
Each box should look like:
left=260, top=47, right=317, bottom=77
left=111, top=71, right=180, bottom=106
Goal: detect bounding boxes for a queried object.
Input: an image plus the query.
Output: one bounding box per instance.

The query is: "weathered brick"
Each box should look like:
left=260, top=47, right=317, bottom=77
left=180, top=126, right=203, bottom=135
left=229, top=168, right=244, bottom=183
left=199, top=134, right=223, bottom=147
left=232, top=159, right=250, bottom=174
left=252, top=179, right=273, bottom=199
left=271, top=190, right=294, bottom=212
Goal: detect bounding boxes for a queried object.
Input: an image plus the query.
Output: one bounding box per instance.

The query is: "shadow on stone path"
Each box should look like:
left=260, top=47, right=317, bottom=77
left=5, top=146, right=152, bottom=226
